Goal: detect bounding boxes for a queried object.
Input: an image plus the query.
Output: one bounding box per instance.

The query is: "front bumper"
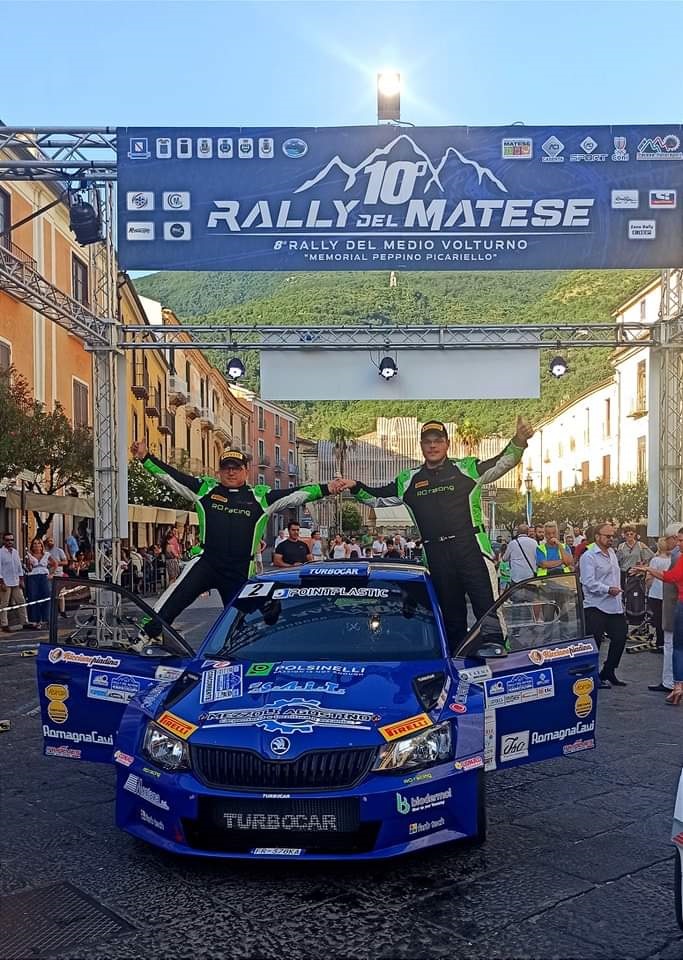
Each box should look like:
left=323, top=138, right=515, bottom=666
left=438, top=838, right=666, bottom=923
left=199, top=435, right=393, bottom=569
left=115, top=758, right=482, bottom=861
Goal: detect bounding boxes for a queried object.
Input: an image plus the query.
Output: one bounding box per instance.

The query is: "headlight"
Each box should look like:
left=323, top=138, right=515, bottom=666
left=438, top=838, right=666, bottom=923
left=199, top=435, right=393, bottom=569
left=142, top=721, right=189, bottom=771
left=373, top=721, right=452, bottom=772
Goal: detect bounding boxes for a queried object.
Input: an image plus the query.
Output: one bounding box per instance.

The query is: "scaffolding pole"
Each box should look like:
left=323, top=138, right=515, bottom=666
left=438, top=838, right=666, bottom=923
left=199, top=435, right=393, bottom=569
left=656, top=268, right=683, bottom=530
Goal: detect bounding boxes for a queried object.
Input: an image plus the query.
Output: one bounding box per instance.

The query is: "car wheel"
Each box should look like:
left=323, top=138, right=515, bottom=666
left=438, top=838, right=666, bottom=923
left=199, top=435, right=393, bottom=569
left=676, top=849, right=683, bottom=931
left=472, top=769, right=487, bottom=846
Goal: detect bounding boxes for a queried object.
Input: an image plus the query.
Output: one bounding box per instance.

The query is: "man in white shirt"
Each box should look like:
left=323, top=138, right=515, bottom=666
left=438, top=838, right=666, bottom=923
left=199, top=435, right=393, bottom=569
left=371, top=535, right=386, bottom=557
left=502, top=524, right=539, bottom=583
left=0, top=532, right=29, bottom=631
left=579, top=521, right=627, bottom=688
left=44, top=536, right=67, bottom=577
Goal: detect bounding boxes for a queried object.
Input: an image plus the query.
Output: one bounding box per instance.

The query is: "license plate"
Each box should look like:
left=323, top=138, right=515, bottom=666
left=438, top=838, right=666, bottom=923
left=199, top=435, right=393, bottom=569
left=207, top=797, right=359, bottom=833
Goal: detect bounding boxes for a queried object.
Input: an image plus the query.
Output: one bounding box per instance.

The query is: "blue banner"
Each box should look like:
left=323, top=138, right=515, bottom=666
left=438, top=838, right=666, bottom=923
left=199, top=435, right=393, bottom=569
left=116, top=125, right=683, bottom=271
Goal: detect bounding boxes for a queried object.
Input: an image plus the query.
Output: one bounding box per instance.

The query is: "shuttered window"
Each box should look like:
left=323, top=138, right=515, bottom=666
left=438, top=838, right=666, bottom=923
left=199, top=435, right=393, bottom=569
left=73, top=380, right=89, bottom=428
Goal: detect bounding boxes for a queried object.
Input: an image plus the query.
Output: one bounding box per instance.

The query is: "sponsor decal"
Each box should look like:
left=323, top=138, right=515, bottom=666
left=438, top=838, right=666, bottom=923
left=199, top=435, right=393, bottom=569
left=246, top=662, right=277, bottom=676
left=126, top=222, right=154, bottom=240
left=454, top=755, right=484, bottom=771
left=378, top=713, right=433, bottom=742
left=570, top=136, right=608, bottom=162
left=403, top=770, right=434, bottom=785
left=484, top=668, right=554, bottom=709
left=636, top=134, right=683, bottom=161
left=138, top=682, right=170, bottom=715
left=562, top=738, right=595, bottom=755
left=452, top=678, right=469, bottom=707
left=259, top=137, right=274, bottom=158
left=414, top=480, right=429, bottom=489
left=649, top=189, right=677, bottom=208
left=202, top=660, right=232, bottom=670
left=162, top=191, right=191, bottom=211
left=163, top=221, right=191, bottom=241
left=500, top=730, right=530, bottom=762
left=210, top=493, right=228, bottom=503
left=528, top=641, right=593, bottom=665
left=142, top=766, right=162, bottom=778
left=126, top=191, right=154, bottom=211
left=114, top=750, right=135, bottom=767
left=305, top=566, right=362, bottom=576
left=457, top=665, right=492, bottom=683
left=282, top=138, right=308, bottom=158
left=501, top=137, right=533, bottom=159
left=541, top=136, right=564, bottom=163
left=42, top=724, right=113, bottom=746
left=409, top=816, right=446, bottom=836
left=612, top=136, right=630, bottom=161
left=157, top=711, right=198, bottom=740
left=123, top=774, right=170, bottom=810
left=435, top=676, right=451, bottom=712
left=199, top=699, right=378, bottom=734
left=48, top=648, right=121, bottom=669
left=270, top=736, right=291, bottom=756
left=611, top=190, right=639, bottom=210
left=197, top=137, right=213, bottom=158
left=239, top=582, right=275, bottom=599
left=238, top=137, right=254, bottom=158
left=484, top=707, right=497, bottom=771
left=224, top=812, right=337, bottom=831
left=574, top=694, right=593, bottom=719
left=628, top=219, right=656, bottom=240
left=45, top=684, right=69, bottom=725
left=155, top=665, right=184, bottom=682
left=449, top=702, right=467, bottom=714
left=276, top=663, right=365, bottom=678
left=199, top=664, right=243, bottom=704
left=87, top=670, right=153, bottom=705
left=45, top=744, right=81, bottom=759
left=273, top=586, right=388, bottom=598
left=248, top=680, right=345, bottom=696
left=396, top=787, right=452, bottom=815
left=262, top=793, right=291, bottom=799
left=127, top=137, right=150, bottom=160
left=251, top=847, right=304, bottom=855
left=140, top=808, right=165, bottom=831
left=572, top=678, right=594, bottom=697
left=217, top=137, right=233, bottom=159
left=531, top=720, right=595, bottom=744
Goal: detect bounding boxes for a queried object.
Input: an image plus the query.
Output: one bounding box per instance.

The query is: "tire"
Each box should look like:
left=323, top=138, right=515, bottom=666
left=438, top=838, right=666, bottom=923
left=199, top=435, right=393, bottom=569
left=676, top=849, right=683, bottom=931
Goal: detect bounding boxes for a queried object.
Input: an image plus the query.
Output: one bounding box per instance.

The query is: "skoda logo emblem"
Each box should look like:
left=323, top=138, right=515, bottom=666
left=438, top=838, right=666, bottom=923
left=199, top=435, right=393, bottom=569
left=271, top=736, right=291, bottom=756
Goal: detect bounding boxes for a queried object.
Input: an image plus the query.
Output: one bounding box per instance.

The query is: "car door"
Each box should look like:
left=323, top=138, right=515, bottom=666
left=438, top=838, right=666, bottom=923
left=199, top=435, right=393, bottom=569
left=37, top=579, right=193, bottom=764
left=453, top=574, right=599, bottom=770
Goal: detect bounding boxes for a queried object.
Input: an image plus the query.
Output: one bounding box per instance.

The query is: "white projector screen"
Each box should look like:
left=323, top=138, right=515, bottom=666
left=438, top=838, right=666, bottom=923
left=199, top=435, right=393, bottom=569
left=260, top=349, right=540, bottom=400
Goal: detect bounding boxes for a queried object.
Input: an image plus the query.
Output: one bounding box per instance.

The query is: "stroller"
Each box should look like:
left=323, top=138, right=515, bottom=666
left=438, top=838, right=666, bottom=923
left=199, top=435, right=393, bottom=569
left=623, top=572, right=656, bottom=652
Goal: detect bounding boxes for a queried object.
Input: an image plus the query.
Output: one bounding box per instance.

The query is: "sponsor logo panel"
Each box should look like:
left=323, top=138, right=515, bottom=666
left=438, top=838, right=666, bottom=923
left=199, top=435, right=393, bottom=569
left=628, top=219, right=656, bottom=239
left=396, top=788, right=452, bottom=815
left=649, top=190, right=677, bottom=208
left=45, top=744, right=81, bottom=759
left=42, top=724, right=113, bottom=746
left=45, top=683, right=69, bottom=724
left=48, top=648, right=121, bottom=668
left=500, top=730, right=530, bottom=762
left=157, top=711, right=198, bottom=740
left=501, top=137, right=533, bottom=159
left=636, top=135, right=683, bottom=160
left=199, top=699, right=378, bottom=734
left=378, top=713, right=432, bottom=742
left=162, top=191, right=191, bottom=211
left=409, top=816, right=446, bottom=836
left=611, top=190, right=639, bottom=210
left=126, top=191, right=154, bottom=211
left=200, top=664, right=243, bottom=704
left=114, top=750, right=135, bottom=767
left=123, top=774, right=170, bottom=810
left=528, top=641, right=593, bottom=665
left=484, top=668, right=554, bottom=709
left=126, top=222, right=155, bottom=241
left=563, top=738, right=595, bottom=755
left=251, top=847, right=304, bottom=855
left=87, top=669, right=154, bottom=705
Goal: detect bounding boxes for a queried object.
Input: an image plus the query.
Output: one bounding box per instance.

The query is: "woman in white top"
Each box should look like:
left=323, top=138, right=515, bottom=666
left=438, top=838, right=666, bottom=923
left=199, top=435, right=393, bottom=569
left=310, top=532, right=324, bottom=561
left=330, top=535, right=348, bottom=560
left=647, top=536, right=672, bottom=650
left=25, top=537, right=56, bottom=628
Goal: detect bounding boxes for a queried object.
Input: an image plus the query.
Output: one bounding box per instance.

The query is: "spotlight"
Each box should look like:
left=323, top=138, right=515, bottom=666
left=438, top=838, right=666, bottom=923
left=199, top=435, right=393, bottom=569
left=68, top=194, right=102, bottom=246
left=377, top=70, right=401, bottom=123
left=549, top=355, right=568, bottom=378
left=378, top=356, right=399, bottom=380
left=227, top=357, right=245, bottom=380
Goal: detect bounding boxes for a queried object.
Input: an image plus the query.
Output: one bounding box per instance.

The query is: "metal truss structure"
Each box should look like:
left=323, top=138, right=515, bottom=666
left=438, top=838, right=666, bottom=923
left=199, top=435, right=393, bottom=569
left=0, top=125, right=682, bottom=563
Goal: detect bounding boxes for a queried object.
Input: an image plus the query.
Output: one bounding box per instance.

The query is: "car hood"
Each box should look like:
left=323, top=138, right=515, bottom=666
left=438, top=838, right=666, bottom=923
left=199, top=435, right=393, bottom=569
left=164, top=658, right=446, bottom=757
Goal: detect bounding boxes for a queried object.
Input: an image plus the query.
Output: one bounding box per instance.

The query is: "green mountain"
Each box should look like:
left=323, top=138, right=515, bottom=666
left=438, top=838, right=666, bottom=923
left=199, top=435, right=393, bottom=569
left=135, top=269, right=657, bottom=438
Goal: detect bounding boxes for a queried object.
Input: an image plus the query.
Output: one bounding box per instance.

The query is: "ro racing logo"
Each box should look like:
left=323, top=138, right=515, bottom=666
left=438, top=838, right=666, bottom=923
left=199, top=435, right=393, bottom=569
left=206, top=133, right=595, bottom=234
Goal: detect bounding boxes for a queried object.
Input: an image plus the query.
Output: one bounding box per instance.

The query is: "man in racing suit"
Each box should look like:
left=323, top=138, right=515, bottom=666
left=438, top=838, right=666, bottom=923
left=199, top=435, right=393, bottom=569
left=131, top=441, right=340, bottom=629
left=338, top=417, right=534, bottom=649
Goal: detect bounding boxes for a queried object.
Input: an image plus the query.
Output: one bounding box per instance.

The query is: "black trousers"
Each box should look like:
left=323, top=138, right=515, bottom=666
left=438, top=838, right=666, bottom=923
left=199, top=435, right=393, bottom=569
left=648, top=596, right=664, bottom=647
left=425, top=538, right=499, bottom=651
left=584, top=606, right=627, bottom=676
left=150, top=555, right=248, bottom=629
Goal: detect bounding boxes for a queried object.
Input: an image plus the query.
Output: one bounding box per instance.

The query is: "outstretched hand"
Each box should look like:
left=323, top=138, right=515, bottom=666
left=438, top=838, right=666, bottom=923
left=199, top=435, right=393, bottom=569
left=130, top=439, right=148, bottom=460
left=513, top=416, right=534, bottom=446
left=328, top=478, right=356, bottom=495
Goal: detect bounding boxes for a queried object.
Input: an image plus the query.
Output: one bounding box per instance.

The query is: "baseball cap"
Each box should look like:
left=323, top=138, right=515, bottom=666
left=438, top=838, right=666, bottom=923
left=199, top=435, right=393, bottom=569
left=420, top=420, right=448, bottom=439
left=219, top=449, right=248, bottom=468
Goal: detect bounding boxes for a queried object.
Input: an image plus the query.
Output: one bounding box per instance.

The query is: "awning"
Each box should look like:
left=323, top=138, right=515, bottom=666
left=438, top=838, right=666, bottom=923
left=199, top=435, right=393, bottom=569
left=175, top=510, right=199, bottom=526
left=369, top=506, right=415, bottom=528
left=155, top=508, right=177, bottom=525
left=5, top=490, right=95, bottom=518
left=128, top=504, right=158, bottom=524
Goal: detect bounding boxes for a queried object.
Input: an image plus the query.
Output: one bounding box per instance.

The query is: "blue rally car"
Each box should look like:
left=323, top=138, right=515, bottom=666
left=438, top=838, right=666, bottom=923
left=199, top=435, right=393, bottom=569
left=36, top=563, right=599, bottom=860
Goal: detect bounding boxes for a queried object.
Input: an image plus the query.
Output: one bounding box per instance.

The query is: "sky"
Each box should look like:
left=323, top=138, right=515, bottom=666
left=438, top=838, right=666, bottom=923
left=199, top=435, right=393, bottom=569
left=1, top=0, right=682, bottom=129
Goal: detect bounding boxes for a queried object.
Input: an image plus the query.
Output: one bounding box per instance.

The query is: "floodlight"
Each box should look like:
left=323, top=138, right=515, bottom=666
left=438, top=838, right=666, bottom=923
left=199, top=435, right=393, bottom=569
left=227, top=357, right=245, bottom=380
left=549, top=356, right=568, bottom=378
left=377, top=70, right=401, bottom=123
left=68, top=195, right=102, bottom=246
left=378, top=356, right=399, bottom=380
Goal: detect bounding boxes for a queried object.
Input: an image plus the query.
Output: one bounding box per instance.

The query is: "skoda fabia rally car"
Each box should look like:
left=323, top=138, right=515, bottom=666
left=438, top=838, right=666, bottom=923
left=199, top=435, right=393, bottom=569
left=37, top=563, right=599, bottom=860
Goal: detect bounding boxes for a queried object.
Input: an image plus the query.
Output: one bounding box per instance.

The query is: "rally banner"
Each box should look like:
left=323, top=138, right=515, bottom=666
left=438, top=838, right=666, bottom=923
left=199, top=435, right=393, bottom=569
left=116, top=125, right=683, bottom=272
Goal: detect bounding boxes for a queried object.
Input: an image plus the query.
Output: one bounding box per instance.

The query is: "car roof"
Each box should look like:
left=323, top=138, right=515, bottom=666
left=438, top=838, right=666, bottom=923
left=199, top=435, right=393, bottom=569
left=256, top=561, right=429, bottom=585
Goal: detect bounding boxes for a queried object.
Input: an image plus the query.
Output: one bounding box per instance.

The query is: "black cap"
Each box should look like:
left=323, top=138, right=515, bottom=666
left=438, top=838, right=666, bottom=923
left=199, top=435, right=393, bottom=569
left=219, top=449, right=248, bottom=468
left=420, top=420, right=448, bottom=439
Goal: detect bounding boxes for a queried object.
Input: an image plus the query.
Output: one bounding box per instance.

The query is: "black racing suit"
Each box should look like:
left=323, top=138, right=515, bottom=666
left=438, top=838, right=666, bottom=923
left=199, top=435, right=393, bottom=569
left=353, top=440, right=525, bottom=649
left=141, top=454, right=331, bottom=628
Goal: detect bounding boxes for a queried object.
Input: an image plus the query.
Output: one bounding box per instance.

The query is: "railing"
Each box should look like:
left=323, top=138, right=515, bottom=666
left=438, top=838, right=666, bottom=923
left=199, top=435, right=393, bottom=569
left=273, top=459, right=283, bottom=472
left=257, top=453, right=271, bottom=467
left=145, top=386, right=161, bottom=418
left=214, top=413, right=232, bottom=442
left=288, top=463, right=298, bottom=476
left=168, top=375, right=189, bottom=405
left=185, top=393, right=201, bottom=419
left=158, top=409, right=174, bottom=435
left=2, top=238, right=37, bottom=270
left=131, top=362, right=149, bottom=399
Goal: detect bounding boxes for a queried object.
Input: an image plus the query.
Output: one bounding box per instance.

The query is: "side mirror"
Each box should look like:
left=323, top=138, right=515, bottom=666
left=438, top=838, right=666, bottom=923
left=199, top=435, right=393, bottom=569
left=475, top=643, right=507, bottom=659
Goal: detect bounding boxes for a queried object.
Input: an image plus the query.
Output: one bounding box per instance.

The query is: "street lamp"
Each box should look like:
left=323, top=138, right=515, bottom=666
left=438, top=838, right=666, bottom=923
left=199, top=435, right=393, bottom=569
left=524, top=470, right=534, bottom=525
left=377, top=70, right=401, bottom=123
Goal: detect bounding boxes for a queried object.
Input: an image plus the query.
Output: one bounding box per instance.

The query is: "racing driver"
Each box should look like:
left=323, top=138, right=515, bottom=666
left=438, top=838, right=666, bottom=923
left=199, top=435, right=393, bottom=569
left=337, top=416, right=534, bottom=648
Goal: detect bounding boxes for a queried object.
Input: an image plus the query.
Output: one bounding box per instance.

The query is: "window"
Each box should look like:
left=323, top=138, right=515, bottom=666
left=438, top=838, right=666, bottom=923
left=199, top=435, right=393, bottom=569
left=288, top=420, right=295, bottom=442
left=602, top=454, right=611, bottom=484
left=185, top=361, right=191, bottom=390
left=0, top=341, right=10, bottom=372
left=581, top=461, right=590, bottom=485
left=258, top=407, right=265, bottom=430
left=72, top=380, right=89, bottom=428
left=71, top=255, right=89, bottom=306
left=288, top=449, right=294, bottom=466
left=636, top=360, right=647, bottom=411
left=275, top=414, right=281, bottom=436
left=0, top=188, right=10, bottom=248
left=258, top=473, right=265, bottom=485
left=640, top=299, right=647, bottom=321
left=604, top=398, right=611, bottom=438
left=557, top=471, right=563, bottom=494
left=241, top=420, right=247, bottom=447
left=186, top=424, right=192, bottom=453
left=258, top=439, right=265, bottom=462
left=637, top=436, right=647, bottom=481
left=274, top=478, right=281, bottom=490
left=274, top=444, right=281, bottom=466
left=289, top=481, right=295, bottom=489
left=133, top=412, right=139, bottom=442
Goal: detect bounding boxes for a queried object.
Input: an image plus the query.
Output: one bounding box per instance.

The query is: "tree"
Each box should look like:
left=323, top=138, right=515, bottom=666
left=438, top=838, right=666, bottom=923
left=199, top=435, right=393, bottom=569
left=456, top=418, right=483, bottom=455
left=329, top=425, right=358, bottom=533
left=532, top=480, right=647, bottom=529
left=341, top=503, right=363, bottom=534
left=0, top=367, right=44, bottom=481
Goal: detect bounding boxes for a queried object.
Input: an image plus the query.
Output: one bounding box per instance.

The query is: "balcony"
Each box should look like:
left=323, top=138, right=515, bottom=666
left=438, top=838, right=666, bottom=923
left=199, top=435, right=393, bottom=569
left=131, top=362, right=149, bottom=400
left=214, top=414, right=232, bottom=444
left=288, top=463, right=298, bottom=477
left=273, top=459, right=283, bottom=473
left=185, top=393, right=201, bottom=420
left=168, top=375, right=189, bottom=406
left=199, top=406, right=215, bottom=429
left=257, top=452, right=271, bottom=468
left=145, top=386, right=161, bottom=418
left=158, top=409, right=174, bottom=436
left=170, top=448, right=204, bottom=474
left=628, top=397, right=647, bottom=419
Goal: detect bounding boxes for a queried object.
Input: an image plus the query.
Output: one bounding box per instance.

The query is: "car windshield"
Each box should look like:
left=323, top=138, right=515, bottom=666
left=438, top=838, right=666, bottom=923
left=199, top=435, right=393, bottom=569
left=203, top=581, right=442, bottom=662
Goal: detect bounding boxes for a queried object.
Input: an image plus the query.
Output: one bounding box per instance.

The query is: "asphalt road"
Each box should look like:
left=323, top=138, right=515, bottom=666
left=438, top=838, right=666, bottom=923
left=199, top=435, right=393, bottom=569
left=1, top=597, right=681, bottom=960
